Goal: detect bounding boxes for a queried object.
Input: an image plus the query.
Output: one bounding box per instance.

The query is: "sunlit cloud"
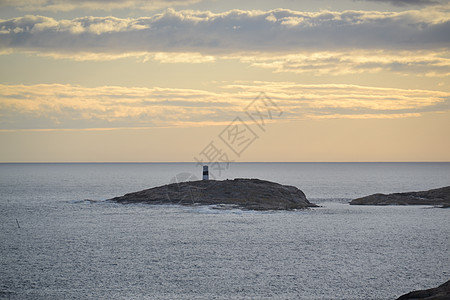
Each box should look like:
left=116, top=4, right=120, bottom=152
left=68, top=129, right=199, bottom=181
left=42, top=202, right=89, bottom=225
left=31, top=51, right=215, bottom=63
left=151, top=52, right=216, bottom=63
left=0, top=0, right=206, bottom=12
left=14, top=49, right=449, bottom=77
left=0, top=84, right=241, bottom=130
left=236, top=50, right=450, bottom=77
left=310, top=113, right=422, bottom=119
left=224, top=82, right=450, bottom=113
left=1, top=83, right=449, bottom=131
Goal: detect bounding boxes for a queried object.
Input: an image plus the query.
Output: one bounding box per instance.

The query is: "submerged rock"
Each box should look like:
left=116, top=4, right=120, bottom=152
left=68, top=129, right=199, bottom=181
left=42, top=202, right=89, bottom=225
left=108, top=178, right=317, bottom=210
left=349, top=186, right=450, bottom=206
left=396, top=279, right=450, bottom=300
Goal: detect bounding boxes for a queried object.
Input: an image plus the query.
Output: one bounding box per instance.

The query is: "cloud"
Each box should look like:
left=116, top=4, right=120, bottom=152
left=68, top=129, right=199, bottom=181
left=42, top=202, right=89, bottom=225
left=224, top=82, right=450, bottom=112
left=0, top=0, right=205, bottom=12
left=1, top=83, right=449, bottom=130
left=236, top=50, right=450, bottom=77
left=151, top=52, right=216, bottom=63
left=0, top=84, right=241, bottom=130
left=31, top=51, right=216, bottom=63
left=15, top=48, right=448, bottom=77
left=358, top=0, right=441, bottom=6
left=0, top=8, right=449, bottom=56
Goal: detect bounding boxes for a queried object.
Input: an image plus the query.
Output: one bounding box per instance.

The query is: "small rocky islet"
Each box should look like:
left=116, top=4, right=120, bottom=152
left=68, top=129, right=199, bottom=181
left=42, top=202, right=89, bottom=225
left=396, top=279, right=450, bottom=300
left=108, top=178, right=318, bottom=210
left=349, top=186, right=450, bottom=207
left=108, top=179, right=450, bottom=209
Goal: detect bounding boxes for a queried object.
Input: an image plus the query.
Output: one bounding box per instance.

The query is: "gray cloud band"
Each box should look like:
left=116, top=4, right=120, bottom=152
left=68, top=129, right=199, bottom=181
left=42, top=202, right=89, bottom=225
left=358, top=0, right=441, bottom=6
left=0, top=0, right=204, bottom=11
left=0, top=0, right=445, bottom=12
left=0, top=8, right=449, bottom=53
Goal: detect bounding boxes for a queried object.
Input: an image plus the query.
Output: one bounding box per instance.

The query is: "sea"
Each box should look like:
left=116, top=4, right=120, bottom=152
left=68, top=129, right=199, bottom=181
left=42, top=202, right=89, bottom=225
left=0, top=162, right=449, bottom=300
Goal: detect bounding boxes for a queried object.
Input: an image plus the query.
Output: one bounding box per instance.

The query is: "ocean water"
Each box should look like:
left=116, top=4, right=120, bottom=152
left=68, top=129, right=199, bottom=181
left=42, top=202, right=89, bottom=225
left=0, top=163, right=449, bottom=299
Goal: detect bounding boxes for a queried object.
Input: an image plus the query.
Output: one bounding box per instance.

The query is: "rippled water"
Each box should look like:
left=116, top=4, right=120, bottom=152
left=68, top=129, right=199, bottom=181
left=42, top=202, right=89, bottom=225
left=1, top=163, right=449, bottom=299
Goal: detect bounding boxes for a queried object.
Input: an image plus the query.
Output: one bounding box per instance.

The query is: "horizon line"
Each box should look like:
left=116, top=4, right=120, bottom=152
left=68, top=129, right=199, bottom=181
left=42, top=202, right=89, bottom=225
left=1, top=161, right=449, bottom=164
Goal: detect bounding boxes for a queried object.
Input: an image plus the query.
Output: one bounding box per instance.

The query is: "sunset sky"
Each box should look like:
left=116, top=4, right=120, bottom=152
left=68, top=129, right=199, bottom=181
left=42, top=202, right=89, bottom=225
left=0, top=0, right=449, bottom=162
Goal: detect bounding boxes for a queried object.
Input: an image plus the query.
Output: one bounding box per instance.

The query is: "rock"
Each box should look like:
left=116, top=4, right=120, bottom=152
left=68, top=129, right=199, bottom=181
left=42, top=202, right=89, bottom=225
left=108, top=178, right=317, bottom=210
left=349, top=186, right=450, bottom=206
left=396, top=279, right=450, bottom=300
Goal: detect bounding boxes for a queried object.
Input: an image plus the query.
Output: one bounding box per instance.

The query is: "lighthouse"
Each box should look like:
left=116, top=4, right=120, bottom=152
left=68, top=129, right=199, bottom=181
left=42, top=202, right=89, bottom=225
left=202, top=165, right=209, bottom=180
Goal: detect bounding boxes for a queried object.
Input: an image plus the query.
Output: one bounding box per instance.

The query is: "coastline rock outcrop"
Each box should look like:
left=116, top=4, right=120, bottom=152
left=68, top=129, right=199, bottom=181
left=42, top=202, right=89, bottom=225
left=108, top=178, right=317, bottom=210
left=396, top=279, right=450, bottom=300
left=349, top=186, right=450, bottom=206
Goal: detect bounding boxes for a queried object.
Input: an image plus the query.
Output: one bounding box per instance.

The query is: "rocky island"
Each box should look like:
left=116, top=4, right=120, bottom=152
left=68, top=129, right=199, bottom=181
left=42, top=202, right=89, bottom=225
left=108, top=178, right=317, bottom=210
left=349, top=186, right=450, bottom=207
left=396, top=279, right=450, bottom=300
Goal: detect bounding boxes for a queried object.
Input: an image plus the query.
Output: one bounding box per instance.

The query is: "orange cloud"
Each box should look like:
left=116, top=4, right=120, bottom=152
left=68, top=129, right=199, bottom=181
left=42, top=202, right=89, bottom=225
left=1, top=82, right=449, bottom=131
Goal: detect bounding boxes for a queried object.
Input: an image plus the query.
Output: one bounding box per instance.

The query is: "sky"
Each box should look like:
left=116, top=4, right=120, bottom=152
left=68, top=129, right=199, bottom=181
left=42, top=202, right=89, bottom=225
left=0, top=0, right=449, bottom=162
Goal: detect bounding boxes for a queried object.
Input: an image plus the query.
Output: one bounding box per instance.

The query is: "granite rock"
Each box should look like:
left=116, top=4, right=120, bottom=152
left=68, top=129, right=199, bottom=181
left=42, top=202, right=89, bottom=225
left=108, top=178, right=317, bottom=210
left=349, top=186, right=450, bottom=206
left=396, top=280, right=450, bottom=300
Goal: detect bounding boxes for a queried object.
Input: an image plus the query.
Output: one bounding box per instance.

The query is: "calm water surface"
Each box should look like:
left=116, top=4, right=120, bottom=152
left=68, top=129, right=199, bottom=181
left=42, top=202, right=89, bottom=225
left=1, top=163, right=449, bottom=299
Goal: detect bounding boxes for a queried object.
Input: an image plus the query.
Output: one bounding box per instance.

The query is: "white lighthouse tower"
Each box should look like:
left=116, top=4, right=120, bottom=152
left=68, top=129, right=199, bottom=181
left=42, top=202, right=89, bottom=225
left=202, top=165, right=209, bottom=180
